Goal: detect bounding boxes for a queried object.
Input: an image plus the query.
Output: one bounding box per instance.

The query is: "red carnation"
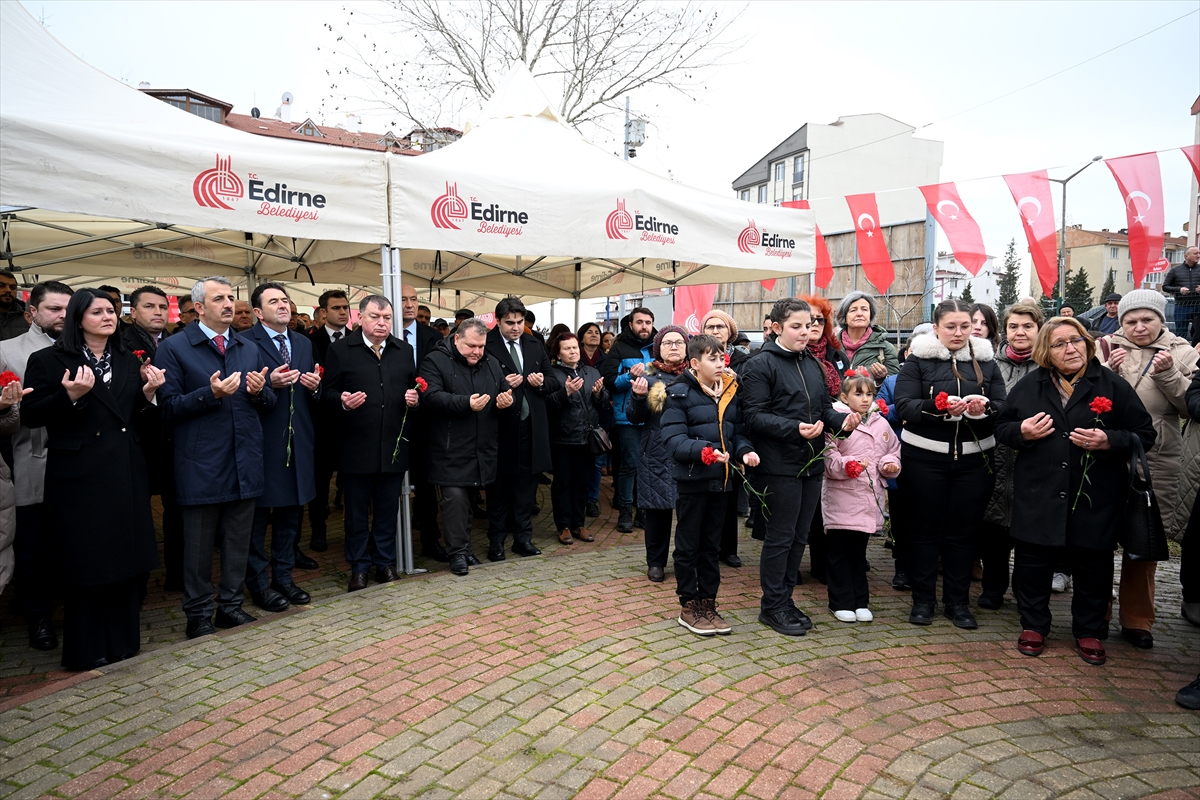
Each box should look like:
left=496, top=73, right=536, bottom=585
left=701, top=446, right=720, bottom=466
left=876, top=398, right=889, bottom=417
left=844, top=460, right=864, bottom=479
left=316, top=365, right=325, bottom=378
left=935, top=391, right=950, bottom=411
left=723, top=353, right=731, bottom=367
left=0, top=371, right=18, bottom=387
left=844, top=369, right=857, bottom=377
left=415, top=376, right=429, bottom=392
left=1089, top=396, right=1113, bottom=415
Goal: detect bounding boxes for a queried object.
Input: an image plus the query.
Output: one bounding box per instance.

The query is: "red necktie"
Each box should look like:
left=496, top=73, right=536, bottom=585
left=214, top=334, right=226, bottom=355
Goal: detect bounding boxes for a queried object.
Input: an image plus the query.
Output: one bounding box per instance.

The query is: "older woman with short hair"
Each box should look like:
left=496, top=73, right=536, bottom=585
left=995, top=317, right=1155, bottom=665
left=835, top=291, right=899, bottom=383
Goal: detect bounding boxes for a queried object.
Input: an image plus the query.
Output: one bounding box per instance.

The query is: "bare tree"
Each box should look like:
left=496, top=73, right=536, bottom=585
left=322, top=0, right=743, bottom=133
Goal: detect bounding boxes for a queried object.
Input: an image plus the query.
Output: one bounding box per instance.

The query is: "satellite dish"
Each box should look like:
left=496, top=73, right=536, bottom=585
left=251, top=107, right=261, bottom=119
left=281, top=92, right=294, bottom=105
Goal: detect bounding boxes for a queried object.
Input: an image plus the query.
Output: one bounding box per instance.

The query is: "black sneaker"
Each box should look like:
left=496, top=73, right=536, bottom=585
left=892, top=570, right=911, bottom=591
left=758, top=609, right=807, bottom=636
left=1176, top=675, right=1200, bottom=709
left=586, top=502, right=600, bottom=518
left=616, top=507, right=633, bottom=533
left=909, top=603, right=935, bottom=626
left=943, top=604, right=978, bottom=629
left=977, top=592, right=1004, bottom=610
left=787, top=606, right=814, bottom=631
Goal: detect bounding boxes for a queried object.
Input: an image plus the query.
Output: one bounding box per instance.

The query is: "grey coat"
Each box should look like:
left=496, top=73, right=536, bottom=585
left=0, top=405, right=20, bottom=596
left=0, top=324, right=54, bottom=506
left=983, top=349, right=1039, bottom=527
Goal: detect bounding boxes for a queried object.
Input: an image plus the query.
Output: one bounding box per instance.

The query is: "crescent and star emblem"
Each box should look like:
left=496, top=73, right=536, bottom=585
left=936, top=200, right=960, bottom=221
left=1125, top=191, right=1151, bottom=224
left=1016, top=196, right=1042, bottom=227
left=857, top=213, right=876, bottom=238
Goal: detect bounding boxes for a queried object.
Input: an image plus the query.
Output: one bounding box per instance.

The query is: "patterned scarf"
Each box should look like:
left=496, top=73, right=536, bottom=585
left=1004, top=344, right=1033, bottom=364
left=652, top=358, right=687, bottom=376
left=806, top=337, right=843, bottom=399
left=1052, top=365, right=1087, bottom=407
left=840, top=327, right=872, bottom=360
left=82, top=344, right=112, bottom=385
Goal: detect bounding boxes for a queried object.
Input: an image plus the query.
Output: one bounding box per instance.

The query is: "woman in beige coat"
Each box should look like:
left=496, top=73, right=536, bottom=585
left=1100, top=290, right=1200, bottom=649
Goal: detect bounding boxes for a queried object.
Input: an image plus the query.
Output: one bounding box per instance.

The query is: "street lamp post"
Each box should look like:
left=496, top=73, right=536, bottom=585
left=1049, top=155, right=1103, bottom=310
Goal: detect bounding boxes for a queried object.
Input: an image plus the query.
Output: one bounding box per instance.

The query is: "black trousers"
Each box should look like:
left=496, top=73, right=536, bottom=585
left=826, top=528, right=870, bottom=611
left=977, top=520, right=1013, bottom=598
left=180, top=499, right=255, bottom=621
left=308, top=443, right=336, bottom=540
left=1012, top=541, right=1113, bottom=639
left=61, top=574, right=146, bottom=671
left=13, top=503, right=51, bottom=621
left=719, top=488, right=739, bottom=559
left=1181, top=488, right=1200, bottom=603
left=412, top=471, right=442, bottom=552
left=886, top=488, right=910, bottom=577
left=247, top=506, right=301, bottom=593
left=674, top=491, right=726, bottom=605
left=437, top=486, right=474, bottom=557
left=159, top=486, right=184, bottom=588
left=898, top=449, right=994, bottom=608
left=487, top=422, right=537, bottom=548
left=759, top=474, right=823, bottom=613
left=807, top=501, right=827, bottom=581
left=643, top=508, right=673, bottom=567
left=341, top=471, right=403, bottom=573
left=550, top=442, right=593, bottom=532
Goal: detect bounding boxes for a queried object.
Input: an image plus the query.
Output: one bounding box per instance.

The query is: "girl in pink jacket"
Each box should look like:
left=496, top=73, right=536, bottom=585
left=822, top=371, right=902, bottom=623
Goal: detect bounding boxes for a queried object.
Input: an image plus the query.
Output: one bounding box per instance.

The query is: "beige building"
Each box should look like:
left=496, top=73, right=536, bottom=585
left=1035, top=226, right=1191, bottom=302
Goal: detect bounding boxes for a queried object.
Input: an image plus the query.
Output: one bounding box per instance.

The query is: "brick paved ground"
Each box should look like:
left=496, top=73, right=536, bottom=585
left=2, top=480, right=1200, bottom=798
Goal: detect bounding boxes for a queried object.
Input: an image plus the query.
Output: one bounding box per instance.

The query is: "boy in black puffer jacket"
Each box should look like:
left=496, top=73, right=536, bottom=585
left=661, top=335, right=759, bottom=636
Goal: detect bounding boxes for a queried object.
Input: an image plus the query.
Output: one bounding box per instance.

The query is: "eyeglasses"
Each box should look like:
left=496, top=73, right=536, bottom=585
left=660, top=339, right=686, bottom=348
left=1048, top=336, right=1087, bottom=350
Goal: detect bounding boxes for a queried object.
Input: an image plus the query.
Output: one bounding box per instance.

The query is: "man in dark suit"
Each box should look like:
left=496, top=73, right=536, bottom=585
left=399, top=283, right=449, bottom=561
left=122, top=286, right=184, bottom=591
left=241, top=283, right=323, bottom=612
left=306, top=289, right=351, bottom=552
left=155, top=277, right=275, bottom=639
left=321, top=294, right=419, bottom=592
left=484, top=296, right=558, bottom=561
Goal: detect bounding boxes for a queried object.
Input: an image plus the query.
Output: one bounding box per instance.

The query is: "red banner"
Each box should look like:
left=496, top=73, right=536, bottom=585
left=1183, top=145, right=1200, bottom=183
left=844, top=194, right=894, bottom=293
left=673, top=284, right=718, bottom=334
left=919, top=182, right=987, bottom=276
left=1002, top=170, right=1059, bottom=296
left=1106, top=153, right=1167, bottom=285
left=784, top=200, right=833, bottom=289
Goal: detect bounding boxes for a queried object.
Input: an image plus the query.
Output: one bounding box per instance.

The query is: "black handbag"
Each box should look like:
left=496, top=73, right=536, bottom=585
left=589, top=425, right=612, bottom=455
left=1121, top=438, right=1169, bottom=562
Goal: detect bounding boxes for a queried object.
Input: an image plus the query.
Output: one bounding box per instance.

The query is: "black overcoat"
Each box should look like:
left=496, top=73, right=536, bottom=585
left=994, top=359, right=1156, bottom=550
left=485, top=328, right=557, bottom=474
left=21, top=344, right=159, bottom=586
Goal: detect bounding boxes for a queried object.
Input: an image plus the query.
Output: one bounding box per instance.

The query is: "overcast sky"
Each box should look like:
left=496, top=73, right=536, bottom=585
left=24, top=0, right=1200, bottom=305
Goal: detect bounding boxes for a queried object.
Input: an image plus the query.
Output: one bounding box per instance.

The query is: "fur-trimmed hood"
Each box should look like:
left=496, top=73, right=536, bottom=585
left=647, top=379, right=668, bottom=414
left=908, top=333, right=994, bottom=363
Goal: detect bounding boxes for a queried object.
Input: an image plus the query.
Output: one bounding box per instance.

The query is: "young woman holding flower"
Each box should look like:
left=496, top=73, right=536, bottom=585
left=995, top=317, right=1155, bottom=665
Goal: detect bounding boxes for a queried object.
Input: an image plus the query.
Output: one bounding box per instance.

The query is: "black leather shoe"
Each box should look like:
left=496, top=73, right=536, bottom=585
left=488, top=545, right=506, bottom=562
left=293, top=548, right=320, bottom=570
left=977, top=592, right=1004, bottom=610
left=186, top=617, right=216, bottom=639
left=214, top=607, right=257, bottom=629
left=250, top=588, right=290, bottom=613
left=892, top=571, right=911, bottom=591
left=721, top=554, right=743, bottom=568
left=1121, top=627, right=1154, bottom=649
left=449, top=555, right=469, bottom=576
left=464, top=552, right=481, bottom=567
left=271, top=582, right=311, bottom=606
left=909, top=603, right=935, bottom=626
left=647, top=566, right=665, bottom=582
left=512, top=542, right=542, bottom=557
left=944, top=604, right=978, bottom=629
left=424, top=542, right=451, bottom=562
left=29, top=619, right=58, bottom=650
left=347, top=572, right=369, bottom=592
left=789, top=607, right=814, bottom=631
left=758, top=609, right=807, bottom=636
left=309, top=531, right=328, bottom=553
left=376, top=566, right=401, bottom=584
left=586, top=502, right=600, bottom=518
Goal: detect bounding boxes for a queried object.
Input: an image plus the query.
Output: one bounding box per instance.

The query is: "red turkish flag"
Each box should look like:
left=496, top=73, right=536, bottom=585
left=673, top=284, right=718, bottom=334
left=919, top=182, right=987, bottom=276
left=844, top=194, right=894, bottom=293
left=1106, top=153, right=1167, bottom=284
left=1003, top=170, right=1058, bottom=296
left=783, top=200, right=833, bottom=289
left=1182, top=145, right=1200, bottom=183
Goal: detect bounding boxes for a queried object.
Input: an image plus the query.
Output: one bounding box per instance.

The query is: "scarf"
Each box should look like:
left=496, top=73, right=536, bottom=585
left=807, top=337, right=843, bottom=399
left=82, top=344, right=113, bottom=385
left=652, top=358, right=687, bottom=376
left=697, top=372, right=725, bottom=401
left=581, top=347, right=603, bottom=367
left=840, top=327, right=872, bottom=360
left=1004, top=344, right=1032, bottom=364
left=1052, top=365, right=1087, bottom=407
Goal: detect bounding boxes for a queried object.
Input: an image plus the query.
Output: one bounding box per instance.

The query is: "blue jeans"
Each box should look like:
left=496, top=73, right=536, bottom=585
left=614, top=425, right=643, bottom=509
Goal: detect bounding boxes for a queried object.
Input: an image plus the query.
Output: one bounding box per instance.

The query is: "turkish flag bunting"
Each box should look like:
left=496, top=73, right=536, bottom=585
left=919, top=183, right=987, bottom=276
left=844, top=194, right=894, bottom=293
left=783, top=200, right=833, bottom=289
left=1002, top=170, right=1058, bottom=296
left=673, top=284, right=718, bottom=335
left=1181, top=145, right=1200, bottom=184
left=1106, top=153, right=1167, bottom=284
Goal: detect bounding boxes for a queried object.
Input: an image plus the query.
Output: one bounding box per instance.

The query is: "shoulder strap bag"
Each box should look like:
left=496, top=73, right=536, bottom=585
left=1120, top=437, right=1170, bottom=561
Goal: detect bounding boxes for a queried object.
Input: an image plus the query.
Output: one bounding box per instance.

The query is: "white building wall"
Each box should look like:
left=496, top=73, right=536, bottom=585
left=932, top=253, right=998, bottom=306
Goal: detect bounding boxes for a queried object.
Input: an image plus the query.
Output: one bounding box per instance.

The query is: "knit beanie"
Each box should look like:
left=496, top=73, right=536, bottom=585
left=652, top=325, right=689, bottom=361
left=1117, top=289, right=1166, bottom=323
left=700, top=309, right=738, bottom=342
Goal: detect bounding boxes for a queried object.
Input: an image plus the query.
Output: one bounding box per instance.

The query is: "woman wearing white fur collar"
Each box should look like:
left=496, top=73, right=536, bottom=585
left=893, top=298, right=1007, bottom=630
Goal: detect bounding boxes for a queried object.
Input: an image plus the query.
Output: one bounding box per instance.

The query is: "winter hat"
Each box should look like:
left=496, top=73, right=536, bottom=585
left=1117, top=289, right=1166, bottom=323
left=652, top=325, right=689, bottom=360
left=700, top=309, right=738, bottom=342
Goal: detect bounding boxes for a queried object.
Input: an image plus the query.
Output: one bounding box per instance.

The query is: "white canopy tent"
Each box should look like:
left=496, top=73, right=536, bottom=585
left=387, top=67, right=816, bottom=320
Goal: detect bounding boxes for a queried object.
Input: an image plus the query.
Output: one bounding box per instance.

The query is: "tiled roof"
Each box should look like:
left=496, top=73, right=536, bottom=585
left=224, top=113, right=423, bottom=155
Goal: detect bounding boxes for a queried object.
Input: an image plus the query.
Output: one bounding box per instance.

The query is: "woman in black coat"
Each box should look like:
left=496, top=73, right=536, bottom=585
left=995, top=317, right=1155, bottom=666
left=546, top=333, right=608, bottom=545
left=21, top=289, right=164, bottom=670
left=894, top=298, right=1006, bottom=631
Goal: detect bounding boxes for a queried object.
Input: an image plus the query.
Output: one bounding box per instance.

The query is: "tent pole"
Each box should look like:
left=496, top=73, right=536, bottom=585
left=574, top=260, right=582, bottom=329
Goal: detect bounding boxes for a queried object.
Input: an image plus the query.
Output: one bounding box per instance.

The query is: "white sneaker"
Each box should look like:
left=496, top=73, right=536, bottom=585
left=1051, top=573, right=1070, bottom=593
left=833, top=609, right=857, bottom=623
left=855, top=608, right=873, bottom=622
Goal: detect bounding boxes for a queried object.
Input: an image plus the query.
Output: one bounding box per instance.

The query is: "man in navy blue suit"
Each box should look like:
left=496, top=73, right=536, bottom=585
left=155, top=276, right=276, bottom=640
left=241, top=283, right=323, bottom=612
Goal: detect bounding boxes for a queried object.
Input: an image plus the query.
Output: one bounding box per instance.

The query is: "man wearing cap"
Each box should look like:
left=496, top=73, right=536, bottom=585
left=1163, top=246, right=1200, bottom=341
left=1092, top=293, right=1122, bottom=336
